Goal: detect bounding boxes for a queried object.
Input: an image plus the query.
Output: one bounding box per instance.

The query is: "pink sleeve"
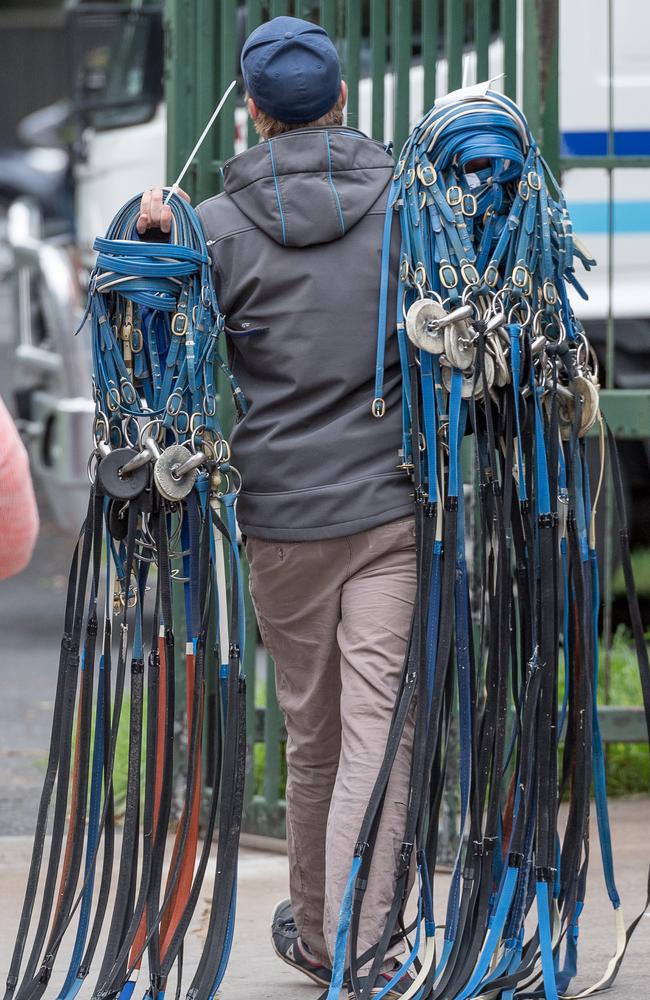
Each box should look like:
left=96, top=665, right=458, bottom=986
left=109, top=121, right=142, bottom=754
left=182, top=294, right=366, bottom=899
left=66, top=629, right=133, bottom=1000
left=0, top=395, right=39, bottom=580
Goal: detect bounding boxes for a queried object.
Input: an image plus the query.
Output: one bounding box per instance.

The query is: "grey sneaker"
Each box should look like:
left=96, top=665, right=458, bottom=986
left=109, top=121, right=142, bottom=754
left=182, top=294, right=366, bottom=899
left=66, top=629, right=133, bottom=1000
left=347, top=968, right=415, bottom=999
left=270, top=898, right=332, bottom=987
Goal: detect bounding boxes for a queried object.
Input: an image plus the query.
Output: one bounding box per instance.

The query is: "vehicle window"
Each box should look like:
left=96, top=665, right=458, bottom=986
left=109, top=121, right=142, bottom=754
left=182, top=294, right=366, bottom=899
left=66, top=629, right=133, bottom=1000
left=70, top=7, right=164, bottom=131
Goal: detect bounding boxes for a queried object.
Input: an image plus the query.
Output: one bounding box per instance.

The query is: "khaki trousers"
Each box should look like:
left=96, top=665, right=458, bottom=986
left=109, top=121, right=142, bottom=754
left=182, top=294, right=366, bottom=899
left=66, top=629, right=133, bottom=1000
left=246, top=515, right=417, bottom=969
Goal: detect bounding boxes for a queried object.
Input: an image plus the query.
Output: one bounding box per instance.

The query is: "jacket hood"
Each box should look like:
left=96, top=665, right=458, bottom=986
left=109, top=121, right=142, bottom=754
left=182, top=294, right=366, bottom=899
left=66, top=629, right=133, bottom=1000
left=221, top=127, right=394, bottom=248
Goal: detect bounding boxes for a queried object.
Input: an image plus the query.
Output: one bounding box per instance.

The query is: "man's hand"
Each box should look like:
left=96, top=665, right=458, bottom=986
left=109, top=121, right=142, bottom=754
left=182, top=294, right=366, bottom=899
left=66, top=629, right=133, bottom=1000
left=136, top=186, right=191, bottom=235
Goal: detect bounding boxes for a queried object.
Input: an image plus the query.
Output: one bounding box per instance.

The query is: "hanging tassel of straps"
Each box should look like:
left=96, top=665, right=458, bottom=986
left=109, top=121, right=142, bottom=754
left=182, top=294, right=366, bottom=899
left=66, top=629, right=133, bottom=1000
left=4, top=192, right=247, bottom=1000
left=330, top=88, right=650, bottom=1000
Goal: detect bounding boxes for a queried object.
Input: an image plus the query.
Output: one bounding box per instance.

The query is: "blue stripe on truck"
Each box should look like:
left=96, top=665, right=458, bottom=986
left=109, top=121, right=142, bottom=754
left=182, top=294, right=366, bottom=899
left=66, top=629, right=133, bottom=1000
left=570, top=201, right=650, bottom=234
left=561, top=130, right=650, bottom=157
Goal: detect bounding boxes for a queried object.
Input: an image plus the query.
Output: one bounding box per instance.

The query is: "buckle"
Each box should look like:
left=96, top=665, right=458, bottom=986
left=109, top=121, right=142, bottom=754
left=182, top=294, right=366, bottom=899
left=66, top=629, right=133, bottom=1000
left=439, top=261, right=458, bottom=289
left=413, top=263, right=427, bottom=288
left=543, top=279, right=558, bottom=305
left=417, top=163, right=437, bottom=186
left=171, top=311, right=189, bottom=336
left=512, top=263, right=530, bottom=289
left=517, top=179, right=530, bottom=201
left=119, top=378, right=137, bottom=405
left=528, top=170, right=542, bottom=191
left=446, top=185, right=463, bottom=207
left=484, top=263, right=499, bottom=288
left=130, top=327, right=143, bottom=353
left=462, top=193, right=477, bottom=216
left=372, top=397, right=386, bottom=418
left=460, top=261, right=480, bottom=286
left=394, top=159, right=405, bottom=180
left=405, top=167, right=416, bottom=188
left=105, top=385, right=120, bottom=412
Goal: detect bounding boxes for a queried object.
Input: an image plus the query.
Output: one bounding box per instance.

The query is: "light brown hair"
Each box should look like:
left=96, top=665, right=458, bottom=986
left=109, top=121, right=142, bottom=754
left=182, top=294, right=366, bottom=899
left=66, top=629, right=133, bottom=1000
left=251, top=95, right=345, bottom=140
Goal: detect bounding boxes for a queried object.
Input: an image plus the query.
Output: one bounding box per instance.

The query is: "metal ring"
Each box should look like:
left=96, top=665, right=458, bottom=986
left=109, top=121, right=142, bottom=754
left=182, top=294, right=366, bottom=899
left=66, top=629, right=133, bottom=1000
left=174, top=409, right=190, bottom=436
left=372, top=397, right=386, bottom=418
left=122, top=415, right=140, bottom=447
left=214, top=464, right=242, bottom=498
left=507, top=299, right=532, bottom=327
left=139, top=418, right=163, bottom=446
left=87, top=451, right=99, bottom=485
left=203, top=392, right=217, bottom=417
left=93, top=411, right=110, bottom=445
left=165, top=390, right=183, bottom=417
left=220, top=437, right=232, bottom=463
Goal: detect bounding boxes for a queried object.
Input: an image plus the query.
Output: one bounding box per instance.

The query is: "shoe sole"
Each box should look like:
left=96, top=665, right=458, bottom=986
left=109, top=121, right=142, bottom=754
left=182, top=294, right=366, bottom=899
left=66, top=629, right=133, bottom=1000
left=269, top=916, right=331, bottom=987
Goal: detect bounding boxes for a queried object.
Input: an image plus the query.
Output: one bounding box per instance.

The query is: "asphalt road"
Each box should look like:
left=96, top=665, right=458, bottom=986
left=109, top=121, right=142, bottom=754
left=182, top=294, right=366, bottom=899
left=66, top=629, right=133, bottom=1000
left=0, top=276, right=72, bottom=834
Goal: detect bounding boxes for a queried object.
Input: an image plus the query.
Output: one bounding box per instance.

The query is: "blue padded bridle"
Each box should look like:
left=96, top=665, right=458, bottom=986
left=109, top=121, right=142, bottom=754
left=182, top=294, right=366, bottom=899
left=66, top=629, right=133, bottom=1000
left=329, top=89, right=650, bottom=1000
left=4, top=193, right=247, bottom=1000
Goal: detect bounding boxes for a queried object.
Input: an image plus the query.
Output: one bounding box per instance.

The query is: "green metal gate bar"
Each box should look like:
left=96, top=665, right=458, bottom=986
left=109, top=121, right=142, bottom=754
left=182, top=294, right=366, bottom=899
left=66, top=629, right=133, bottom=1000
left=164, top=0, right=650, bottom=840
left=166, top=0, right=532, bottom=204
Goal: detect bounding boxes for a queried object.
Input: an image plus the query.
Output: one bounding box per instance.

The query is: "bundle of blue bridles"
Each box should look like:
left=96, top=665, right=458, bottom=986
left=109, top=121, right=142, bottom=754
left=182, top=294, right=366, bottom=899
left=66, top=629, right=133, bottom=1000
left=5, top=193, right=248, bottom=1000
left=327, top=90, right=650, bottom=1000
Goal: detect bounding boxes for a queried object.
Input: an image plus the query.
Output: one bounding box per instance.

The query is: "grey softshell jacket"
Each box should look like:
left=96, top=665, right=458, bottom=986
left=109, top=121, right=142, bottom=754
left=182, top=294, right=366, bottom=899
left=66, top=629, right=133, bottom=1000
left=197, top=126, right=412, bottom=541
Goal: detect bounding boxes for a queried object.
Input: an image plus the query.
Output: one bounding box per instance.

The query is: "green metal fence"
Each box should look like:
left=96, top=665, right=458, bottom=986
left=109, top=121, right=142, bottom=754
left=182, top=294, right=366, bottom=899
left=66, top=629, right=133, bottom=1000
left=164, top=0, right=650, bottom=839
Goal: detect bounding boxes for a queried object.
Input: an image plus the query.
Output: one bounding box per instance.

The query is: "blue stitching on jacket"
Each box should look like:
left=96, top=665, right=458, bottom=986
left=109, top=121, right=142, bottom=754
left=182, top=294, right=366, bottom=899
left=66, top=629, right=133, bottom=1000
left=267, top=139, right=287, bottom=245
left=325, top=131, right=346, bottom=235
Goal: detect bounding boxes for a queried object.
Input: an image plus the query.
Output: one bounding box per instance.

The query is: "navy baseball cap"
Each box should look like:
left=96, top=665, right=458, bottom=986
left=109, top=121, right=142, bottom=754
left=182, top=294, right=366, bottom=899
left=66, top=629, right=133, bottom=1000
left=241, top=16, right=342, bottom=124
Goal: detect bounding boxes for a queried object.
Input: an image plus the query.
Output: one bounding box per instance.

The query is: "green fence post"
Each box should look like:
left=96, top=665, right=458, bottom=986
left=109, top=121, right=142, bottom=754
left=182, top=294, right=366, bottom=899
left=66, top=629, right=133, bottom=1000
left=271, top=0, right=289, bottom=18
left=320, top=0, right=336, bottom=39
left=445, top=0, right=464, bottom=92
left=165, top=0, right=196, bottom=184
left=297, top=0, right=315, bottom=18
left=422, top=0, right=438, bottom=110
left=474, top=0, right=490, bottom=83
left=246, top=0, right=264, bottom=150
left=195, top=0, right=219, bottom=204
left=345, top=0, right=361, bottom=131
left=522, top=0, right=540, bottom=139
left=500, top=0, right=517, bottom=100
left=216, top=0, right=238, bottom=190
left=370, top=0, right=387, bottom=141
left=392, top=0, right=412, bottom=156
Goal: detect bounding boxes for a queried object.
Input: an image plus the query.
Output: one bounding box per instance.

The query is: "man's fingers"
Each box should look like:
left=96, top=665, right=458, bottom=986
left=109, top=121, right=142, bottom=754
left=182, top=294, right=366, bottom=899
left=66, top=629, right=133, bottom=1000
left=160, top=205, right=173, bottom=234
left=136, top=189, right=152, bottom=234
left=135, top=186, right=192, bottom=234
left=150, top=188, right=164, bottom=227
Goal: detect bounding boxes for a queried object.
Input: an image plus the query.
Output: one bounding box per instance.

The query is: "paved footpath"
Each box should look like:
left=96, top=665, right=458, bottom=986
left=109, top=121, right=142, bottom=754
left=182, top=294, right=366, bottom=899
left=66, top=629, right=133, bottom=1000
left=1, top=797, right=648, bottom=999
